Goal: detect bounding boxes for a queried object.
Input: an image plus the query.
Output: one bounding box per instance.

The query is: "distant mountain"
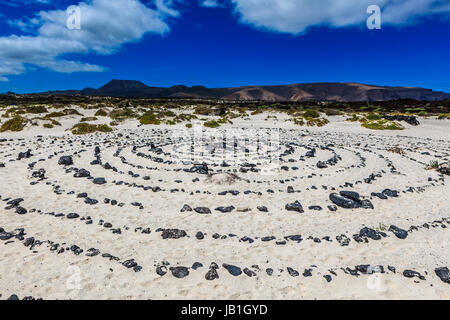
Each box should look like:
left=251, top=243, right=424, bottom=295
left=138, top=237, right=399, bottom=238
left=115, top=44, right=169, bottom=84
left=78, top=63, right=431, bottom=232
left=44, top=79, right=450, bottom=102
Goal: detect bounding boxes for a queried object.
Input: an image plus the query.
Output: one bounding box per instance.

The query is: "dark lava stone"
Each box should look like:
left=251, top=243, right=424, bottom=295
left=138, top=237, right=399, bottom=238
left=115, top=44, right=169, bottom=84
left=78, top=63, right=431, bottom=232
left=287, top=267, right=299, bottom=277
left=58, top=156, right=73, bottom=166
left=195, top=231, right=204, bottom=240
left=192, top=262, right=203, bottom=270
left=388, top=266, right=396, bottom=273
left=156, top=266, right=167, bottom=276
left=73, top=169, right=90, bottom=178
left=435, top=267, right=450, bottom=284
left=285, top=234, right=302, bottom=243
left=389, top=225, right=408, bottom=239
left=215, top=206, right=235, bottom=213
left=222, top=263, right=242, bottom=276
left=360, top=199, right=374, bottom=209
left=339, top=190, right=360, bottom=201
left=16, top=206, right=27, bottom=215
left=24, top=237, right=34, bottom=247
left=180, top=204, right=192, bottom=212
left=382, top=189, right=399, bottom=197
left=285, top=201, right=304, bottom=213
left=205, top=268, right=219, bottom=280
left=161, top=229, right=187, bottom=239
left=329, top=193, right=360, bottom=209
left=86, top=248, right=100, bottom=257
left=93, top=178, right=107, bottom=185
left=257, top=206, right=268, bottom=212
left=123, top=259, right=138, bottom=269
left=371, top=192, right=388, bottom=200
left=403, top=269, right=425, bottom=280
left=170, top=266, right=190, bottom=279
left=359, top=227, right=381, bottom=240
left=66, top=213, right=80, bottom=219
left=194, top=207, right=211, bottom=214
left=303, top=269, right=312, bottom=277
left=7, top=198, right=24, bottom=207
left=243, top=268, right=256, bottom=277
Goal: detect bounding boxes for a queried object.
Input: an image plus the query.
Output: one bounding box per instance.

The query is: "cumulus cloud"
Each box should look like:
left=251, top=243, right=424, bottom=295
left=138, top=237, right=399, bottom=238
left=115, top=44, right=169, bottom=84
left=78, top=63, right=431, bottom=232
left=0, top=0, right=179, bottom=80
left=230, top=0, right=450, bottom=34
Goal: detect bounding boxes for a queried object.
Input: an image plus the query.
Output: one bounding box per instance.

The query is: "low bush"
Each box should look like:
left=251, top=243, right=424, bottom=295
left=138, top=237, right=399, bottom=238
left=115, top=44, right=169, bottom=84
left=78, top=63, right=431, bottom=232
left=0, top=116, right=26, bottom=132
left=361, top=120, right=403, bottom=130
left=95, top=109, right=109, bottom=117
left=80, top=117, right=98, bottom=122
left=203, top=120, right=220, bottom=128
left=139, top=112, right=161, bottom=125
left=71, top=123, right=113, bottom=135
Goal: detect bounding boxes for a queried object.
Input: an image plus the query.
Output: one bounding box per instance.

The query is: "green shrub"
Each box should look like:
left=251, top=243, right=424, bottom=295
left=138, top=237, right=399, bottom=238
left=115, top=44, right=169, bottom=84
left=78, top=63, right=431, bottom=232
left=303, top=109, right=320, bottom=118
left=45, top=112, right=66, bottom=118
left=217, top=117, right=232, bottom=124
left=71, top=123, right=113, bottom=135
left=95, top=109, right=109, bottom=117
left=0, top=116, right=26, bottom=132
left=185, top=123, right=193, bottom=128
left=203, top=120, right=220, bottom=128
left=164, top=110, right=176, bottom=117
left=292, top=118, right=305, bottom=126
left=324, top=109, right=342, bottom=116
left=80, top=117, right=98, bottom=122
left=109, top=108, right=136, bottom=120
left=306, top=118, right=329, bottom=127
left=428, top=160, right=439, bottom=169
left=361, top=120, right=403, bottom=130
left=366, top=112, right=382, bottom=121
left=25, top=105, right=48, bottom=114
left=176, top=113, right=198, bottom=122
left=50, top=119, right=61, bottom=126
left=139, top=112, right=161, bottom=125
left=43, top=123, right=54, bottom=129
left=63, top=108, right=83, bottom=116
left=194, top=105, right=213, bottom=115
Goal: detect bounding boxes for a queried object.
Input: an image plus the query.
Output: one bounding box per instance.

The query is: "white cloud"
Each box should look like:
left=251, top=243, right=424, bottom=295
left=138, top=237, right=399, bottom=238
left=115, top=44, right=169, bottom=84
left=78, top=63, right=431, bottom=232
left=0, top=0, right=178, bottom=80
left=230, top=0, right=450, bottom=34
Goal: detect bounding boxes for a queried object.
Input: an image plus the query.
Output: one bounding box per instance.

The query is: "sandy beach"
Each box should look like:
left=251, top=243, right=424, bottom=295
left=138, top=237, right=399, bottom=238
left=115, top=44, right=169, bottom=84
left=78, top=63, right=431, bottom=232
left=0, top=109, right=449, bottom=300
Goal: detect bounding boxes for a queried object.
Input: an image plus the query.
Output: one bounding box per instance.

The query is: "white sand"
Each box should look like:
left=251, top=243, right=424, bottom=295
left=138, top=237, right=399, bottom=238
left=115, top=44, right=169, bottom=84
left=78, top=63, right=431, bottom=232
left=0, top=111, right=449, bottom=300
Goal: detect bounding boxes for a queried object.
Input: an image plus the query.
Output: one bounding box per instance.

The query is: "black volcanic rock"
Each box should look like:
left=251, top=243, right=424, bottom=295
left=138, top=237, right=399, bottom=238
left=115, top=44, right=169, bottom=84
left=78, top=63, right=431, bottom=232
left=285, top=201, right=304, bottom=213
left=58, top=156, right=73, bottom=166
left=435, top=267, right=450, bottom=284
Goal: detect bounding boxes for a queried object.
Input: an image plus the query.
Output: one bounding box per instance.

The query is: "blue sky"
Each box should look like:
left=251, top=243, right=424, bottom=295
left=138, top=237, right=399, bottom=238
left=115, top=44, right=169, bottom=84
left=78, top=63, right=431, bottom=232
left=0, top=0, right=449, bottom=93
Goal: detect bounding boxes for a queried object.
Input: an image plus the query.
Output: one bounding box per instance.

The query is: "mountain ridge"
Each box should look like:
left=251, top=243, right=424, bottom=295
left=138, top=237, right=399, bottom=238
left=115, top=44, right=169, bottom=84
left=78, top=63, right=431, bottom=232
left=43, top=79, right=450, bottom=102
